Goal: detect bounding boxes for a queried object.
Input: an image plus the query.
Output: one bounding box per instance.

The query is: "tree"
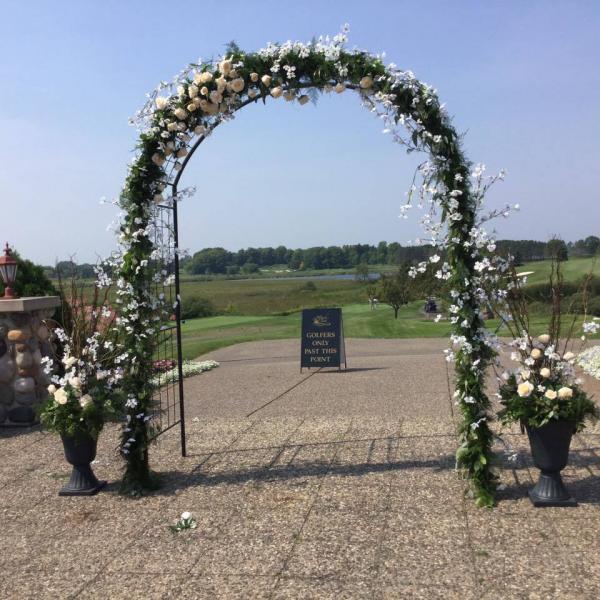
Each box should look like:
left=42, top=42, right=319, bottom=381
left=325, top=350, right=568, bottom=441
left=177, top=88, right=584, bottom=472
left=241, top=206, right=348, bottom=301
left=545, top=237, right=568, bottom=262
left=0, top=250, right=57, bottom=298
left=188, top=247, right=232, bottom=274
left=584, top=236, right=600, bottom=256
left=378, top=266, right=412, bottom=318
left=355, top=262, right=370, bottom=282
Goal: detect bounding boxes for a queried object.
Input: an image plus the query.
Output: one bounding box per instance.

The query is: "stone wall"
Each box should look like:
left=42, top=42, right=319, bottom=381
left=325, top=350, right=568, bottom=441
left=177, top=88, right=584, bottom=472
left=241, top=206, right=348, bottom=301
left=0, top=297, right=61, bottom=426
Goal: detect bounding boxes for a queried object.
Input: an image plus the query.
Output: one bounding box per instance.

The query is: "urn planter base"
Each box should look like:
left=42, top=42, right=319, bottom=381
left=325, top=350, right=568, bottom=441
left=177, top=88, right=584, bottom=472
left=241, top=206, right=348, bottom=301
left=526, top=420, right=577, bottom=508
left=59, top=433, right=106, bottom=496
left=528, top=472, right=577, bottom=507
left=59, top=465, right=106, bottom=496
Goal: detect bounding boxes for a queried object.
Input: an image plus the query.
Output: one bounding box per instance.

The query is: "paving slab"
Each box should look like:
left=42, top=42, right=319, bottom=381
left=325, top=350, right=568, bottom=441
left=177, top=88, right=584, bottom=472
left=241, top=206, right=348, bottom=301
left=0, top=338, right=598, bottom=599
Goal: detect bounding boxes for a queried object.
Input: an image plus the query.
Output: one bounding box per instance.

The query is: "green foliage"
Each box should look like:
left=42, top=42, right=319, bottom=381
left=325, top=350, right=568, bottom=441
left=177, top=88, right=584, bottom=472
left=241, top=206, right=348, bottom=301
left=378, top=266, right=412, bottom=318
left=498, top=374, right=598, bottom=431
left=545, top=237, right=569, bottom=262
left=38, top=378, right=121, bottom=440
left=181, top=296, right=217, bottom=319
left=0, top=250, right=57, bottom=298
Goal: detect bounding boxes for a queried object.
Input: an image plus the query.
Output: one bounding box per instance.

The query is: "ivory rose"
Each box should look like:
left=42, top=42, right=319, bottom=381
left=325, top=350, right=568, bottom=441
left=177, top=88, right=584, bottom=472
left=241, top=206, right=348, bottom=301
left=186, top=103, right=197, bottom=112
left=173, top=107, right=188, bottom=120
left=176, top=147, right=188, bottom=158
left=270, top=86, right=283, bottom=98
left=544, top=389, right=557, bottom=400
left=557, top=386, right=573, bottom=399
left=194, top=71, right=213, bottom=84
left=47, top=384, right=57, bottom=394
left=151, top=153, right=165, bottom=166
left=194, top=125, right=206, bottom=135
left=200, top=86, right=209, bottom=96
left=539, top=367, right=551, bottom=378
left=334, top=82, right=346, bottom=93
left=210, top=90, right=223, bottom=104
left=517, top=381, right=534, bottom=398
left=79, top=394, right=93, bottom=408
left=359, top=75, right=374, bottom=89
left=54, top=388, right=68, bottom=405
left=218, top=58, right=232, bottom=75
left=247, top=88, right=258, bottom=99
left=530, top=348, right=543, bottom=360
left=538, top=334, right=551, bottom=345
left=155, top=96, right=168, bottom=110
left=188, top=85, right=198, bottom=98
left=250, top=72, right=259, bottom=82
left=230, top=78, right=245, bottom=93
left=261, top=74, right=272, bottom=86
left=216, top=76, right=227, bottom=92
left=563, top=352, right=576, bottom=361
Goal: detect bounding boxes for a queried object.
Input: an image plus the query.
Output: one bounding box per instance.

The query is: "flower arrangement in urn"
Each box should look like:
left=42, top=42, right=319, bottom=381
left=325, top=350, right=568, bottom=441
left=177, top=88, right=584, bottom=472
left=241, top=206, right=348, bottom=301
left=37, top=266, right=123, bottom=495
left=491, top=258, right=599, bottom=506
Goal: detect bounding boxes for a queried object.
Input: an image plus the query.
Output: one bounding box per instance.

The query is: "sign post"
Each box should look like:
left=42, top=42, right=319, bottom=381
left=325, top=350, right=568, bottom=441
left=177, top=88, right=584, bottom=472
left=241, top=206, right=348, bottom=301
left=300, top=308, right=347, bottom=372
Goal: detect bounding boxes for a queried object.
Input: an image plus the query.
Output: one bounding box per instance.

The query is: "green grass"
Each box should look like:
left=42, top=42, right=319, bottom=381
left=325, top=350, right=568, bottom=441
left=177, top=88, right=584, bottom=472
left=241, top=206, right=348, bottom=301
left=180, top=301, right=458, bottom=359
left=179, top=277, right=369, bottom=316
left=517, top=256, right=597, bottom=285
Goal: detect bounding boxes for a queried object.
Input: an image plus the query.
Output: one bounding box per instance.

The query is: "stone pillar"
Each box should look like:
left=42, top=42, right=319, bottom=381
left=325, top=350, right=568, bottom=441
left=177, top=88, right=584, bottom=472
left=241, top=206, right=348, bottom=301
left=0, top=296, right=61, bottom=426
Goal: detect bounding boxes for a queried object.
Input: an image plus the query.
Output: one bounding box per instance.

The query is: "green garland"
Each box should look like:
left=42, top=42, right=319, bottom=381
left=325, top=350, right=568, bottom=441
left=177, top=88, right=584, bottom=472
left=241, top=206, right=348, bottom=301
left=116, top=31, right=497, bottom=504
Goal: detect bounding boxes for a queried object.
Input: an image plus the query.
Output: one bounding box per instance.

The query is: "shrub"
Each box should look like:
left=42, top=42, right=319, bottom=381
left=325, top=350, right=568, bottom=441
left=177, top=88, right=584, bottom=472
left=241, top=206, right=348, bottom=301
left=181, top=296, right=217, bottom=319
left=299, top=281, right=317, bottom=292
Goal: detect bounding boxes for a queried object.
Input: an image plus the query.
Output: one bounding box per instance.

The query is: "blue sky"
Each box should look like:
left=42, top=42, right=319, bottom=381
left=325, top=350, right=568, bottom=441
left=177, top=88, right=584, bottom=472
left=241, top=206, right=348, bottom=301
left=1, top=0, right=599, bottom=265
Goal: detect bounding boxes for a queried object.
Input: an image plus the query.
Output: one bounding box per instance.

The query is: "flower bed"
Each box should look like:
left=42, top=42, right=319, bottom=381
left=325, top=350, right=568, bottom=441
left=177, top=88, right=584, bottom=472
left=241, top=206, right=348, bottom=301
left=150, top=359, right=219, bottom=386
left=577, top=345, right=600, bottom=380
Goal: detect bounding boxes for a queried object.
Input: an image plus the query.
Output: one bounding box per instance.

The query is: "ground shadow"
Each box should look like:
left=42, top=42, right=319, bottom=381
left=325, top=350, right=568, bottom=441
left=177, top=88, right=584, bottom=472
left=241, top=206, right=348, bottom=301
left=0, top=424, right=42, bottom=439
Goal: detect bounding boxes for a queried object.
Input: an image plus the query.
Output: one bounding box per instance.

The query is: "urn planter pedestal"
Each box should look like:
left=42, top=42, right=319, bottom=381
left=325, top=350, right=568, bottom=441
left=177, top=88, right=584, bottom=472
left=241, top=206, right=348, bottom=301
left=526, top=419, right=577, bottom=507
left=59, top=433, right=106, bottom=496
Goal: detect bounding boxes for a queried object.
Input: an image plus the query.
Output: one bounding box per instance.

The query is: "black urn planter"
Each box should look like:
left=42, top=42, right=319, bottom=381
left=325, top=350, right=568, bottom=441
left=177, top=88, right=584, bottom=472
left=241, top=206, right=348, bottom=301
left=525, top=419, right=577, bottom=507
left=59, top=433, right=106, bottom=496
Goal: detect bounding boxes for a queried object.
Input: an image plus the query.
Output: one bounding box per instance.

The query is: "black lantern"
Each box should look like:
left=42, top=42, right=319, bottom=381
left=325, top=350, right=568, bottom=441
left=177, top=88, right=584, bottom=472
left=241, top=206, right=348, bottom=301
left=0, top=243, right=18, bottom=299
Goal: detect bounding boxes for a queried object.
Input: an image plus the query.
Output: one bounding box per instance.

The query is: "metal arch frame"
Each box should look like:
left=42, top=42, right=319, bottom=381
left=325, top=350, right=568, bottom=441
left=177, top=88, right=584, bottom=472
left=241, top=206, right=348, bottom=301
left=166, top=83, right=361, bottom=458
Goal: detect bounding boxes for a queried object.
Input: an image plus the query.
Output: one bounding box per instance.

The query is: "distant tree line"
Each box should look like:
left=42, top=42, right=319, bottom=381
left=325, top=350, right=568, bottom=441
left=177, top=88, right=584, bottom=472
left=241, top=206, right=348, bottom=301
left=183, top=236, right=599, bottom=275
left=40, top=236, right=599, bottom=279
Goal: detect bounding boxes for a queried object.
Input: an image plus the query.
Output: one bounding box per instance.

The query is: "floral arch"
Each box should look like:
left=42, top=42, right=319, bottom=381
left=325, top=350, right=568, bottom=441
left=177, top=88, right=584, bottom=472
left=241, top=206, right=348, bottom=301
left=116, top=27, right=501, bottom=506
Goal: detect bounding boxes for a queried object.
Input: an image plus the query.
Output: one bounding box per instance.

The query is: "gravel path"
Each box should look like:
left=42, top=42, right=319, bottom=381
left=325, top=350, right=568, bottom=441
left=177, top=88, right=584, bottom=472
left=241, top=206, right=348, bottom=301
left=1, top=338, right=599, bottom=599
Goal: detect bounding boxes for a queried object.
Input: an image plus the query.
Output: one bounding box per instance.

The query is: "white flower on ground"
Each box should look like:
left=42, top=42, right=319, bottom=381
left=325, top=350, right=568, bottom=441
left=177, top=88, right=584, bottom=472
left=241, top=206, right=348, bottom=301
left=538, top=334, right=551, bottom=345
left=181, top=511, right=192, bottom=520
left=539, top=367, right=551, bottom=378
left=544, top=389, right=557, bottom=400
left=557, top=386, right=573, bottom=399
left=517, top=381, right=534, bottom=398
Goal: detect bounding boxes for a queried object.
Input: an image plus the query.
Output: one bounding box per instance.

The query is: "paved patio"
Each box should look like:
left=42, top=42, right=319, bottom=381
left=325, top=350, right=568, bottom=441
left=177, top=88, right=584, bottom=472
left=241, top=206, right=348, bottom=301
left=1, top=339, right=599, bottom=599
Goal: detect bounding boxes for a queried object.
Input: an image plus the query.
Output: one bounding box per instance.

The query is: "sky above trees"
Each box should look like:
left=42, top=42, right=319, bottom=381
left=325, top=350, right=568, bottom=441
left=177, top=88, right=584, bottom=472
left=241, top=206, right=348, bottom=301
left=2, top=0, right=599, bottom=265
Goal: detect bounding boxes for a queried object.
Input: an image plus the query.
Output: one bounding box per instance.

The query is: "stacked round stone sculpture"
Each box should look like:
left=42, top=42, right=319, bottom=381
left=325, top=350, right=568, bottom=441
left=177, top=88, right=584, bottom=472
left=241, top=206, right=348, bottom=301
left=0, top=297, right=61, bottom=426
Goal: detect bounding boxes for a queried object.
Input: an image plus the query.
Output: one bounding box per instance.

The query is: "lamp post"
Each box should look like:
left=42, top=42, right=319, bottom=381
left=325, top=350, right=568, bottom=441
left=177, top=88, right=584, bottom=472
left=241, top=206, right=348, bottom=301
left=0, top=243, right=18, bottom=299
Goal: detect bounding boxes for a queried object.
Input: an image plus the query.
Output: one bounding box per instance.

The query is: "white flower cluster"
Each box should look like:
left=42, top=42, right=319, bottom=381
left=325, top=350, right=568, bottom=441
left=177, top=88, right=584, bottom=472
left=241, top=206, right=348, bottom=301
left=577, top=345, right=600, bottom=380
